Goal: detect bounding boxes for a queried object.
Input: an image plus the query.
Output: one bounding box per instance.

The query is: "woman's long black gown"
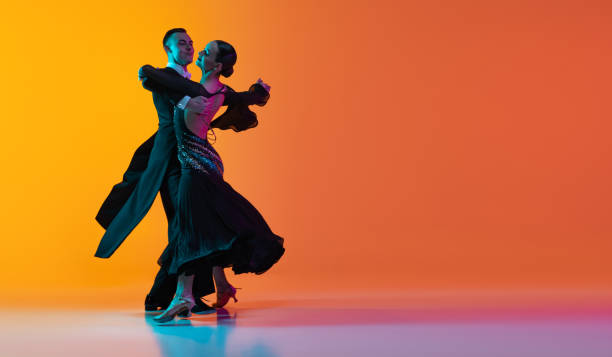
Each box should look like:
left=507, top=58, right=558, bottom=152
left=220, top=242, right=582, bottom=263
left=163, top=88, right=285, bottom=276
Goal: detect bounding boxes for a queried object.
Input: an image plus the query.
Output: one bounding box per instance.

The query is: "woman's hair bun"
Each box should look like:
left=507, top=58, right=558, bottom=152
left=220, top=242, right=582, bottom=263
left=221, top=66, right=234, bottom=77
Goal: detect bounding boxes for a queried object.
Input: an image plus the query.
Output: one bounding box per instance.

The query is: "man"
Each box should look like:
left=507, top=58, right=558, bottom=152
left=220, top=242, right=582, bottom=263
left=95, top=29, right=217, bottom=314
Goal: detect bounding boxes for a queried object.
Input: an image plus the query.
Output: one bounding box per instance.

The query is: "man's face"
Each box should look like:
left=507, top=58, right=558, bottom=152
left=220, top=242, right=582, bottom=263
left=165, top=32, right=194, bottom=66
left=196, top=41, right=219, bottom=73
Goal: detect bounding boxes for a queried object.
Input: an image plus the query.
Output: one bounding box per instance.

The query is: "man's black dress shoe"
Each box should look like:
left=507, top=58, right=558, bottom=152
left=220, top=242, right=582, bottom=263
left=192, top=298, right=216, bottom=315
left=145, top=294, right=170, bottom=312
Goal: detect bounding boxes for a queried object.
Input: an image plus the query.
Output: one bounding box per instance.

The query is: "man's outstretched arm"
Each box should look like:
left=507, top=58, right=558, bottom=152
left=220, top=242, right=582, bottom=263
left=138, top=65, right=203, bottom=105
left=139, top=65, right=270, bottom=107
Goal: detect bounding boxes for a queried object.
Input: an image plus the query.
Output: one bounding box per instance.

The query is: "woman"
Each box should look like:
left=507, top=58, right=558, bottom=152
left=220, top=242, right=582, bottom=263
left=149, top=40, right=285, bottom=323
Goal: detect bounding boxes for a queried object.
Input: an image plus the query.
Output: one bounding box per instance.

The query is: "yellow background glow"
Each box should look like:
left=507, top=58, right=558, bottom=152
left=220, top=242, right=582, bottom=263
left=1, top=0, right=611, bottom=307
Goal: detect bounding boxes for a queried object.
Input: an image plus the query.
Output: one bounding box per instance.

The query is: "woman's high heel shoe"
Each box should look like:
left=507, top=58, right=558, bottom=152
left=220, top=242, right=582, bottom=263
left=212, top=285, right=240, bottom=308
left=153, top=299, right=194, bottom=323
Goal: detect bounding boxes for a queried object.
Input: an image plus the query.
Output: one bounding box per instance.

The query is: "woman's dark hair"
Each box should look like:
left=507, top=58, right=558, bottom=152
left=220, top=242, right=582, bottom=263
left=214, top=40, right=237, bottom=77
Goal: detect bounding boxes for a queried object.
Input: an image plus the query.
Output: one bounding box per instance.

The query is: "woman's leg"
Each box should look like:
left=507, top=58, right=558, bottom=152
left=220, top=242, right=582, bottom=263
left=174, top=272, right=195, bottom=304
left=212, top=266, right=231, bottom=291
left=212, top=267, right=238, bottom=308
left=153, top=272, right=195, bottom=323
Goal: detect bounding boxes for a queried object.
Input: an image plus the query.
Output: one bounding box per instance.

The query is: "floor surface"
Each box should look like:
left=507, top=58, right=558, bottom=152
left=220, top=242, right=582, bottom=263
left=2, top=294, right=612, bottom=357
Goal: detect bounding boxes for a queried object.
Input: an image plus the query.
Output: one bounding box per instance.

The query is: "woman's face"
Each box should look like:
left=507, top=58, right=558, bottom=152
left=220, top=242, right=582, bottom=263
left=196, top=41, right=220, bottom=73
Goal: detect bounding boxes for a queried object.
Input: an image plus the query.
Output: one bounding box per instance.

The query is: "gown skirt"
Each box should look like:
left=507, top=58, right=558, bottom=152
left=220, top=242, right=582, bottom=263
left=165, top=139, right=285, bottom=276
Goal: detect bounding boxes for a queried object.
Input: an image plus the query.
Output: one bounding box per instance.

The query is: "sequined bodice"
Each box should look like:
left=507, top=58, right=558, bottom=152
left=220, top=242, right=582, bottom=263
left=176, top=119, right=224, bottom=177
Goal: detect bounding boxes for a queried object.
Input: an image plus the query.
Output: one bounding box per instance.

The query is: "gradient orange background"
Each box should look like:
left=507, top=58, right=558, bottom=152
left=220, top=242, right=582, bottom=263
left=1, top=0, right=611, bottom=307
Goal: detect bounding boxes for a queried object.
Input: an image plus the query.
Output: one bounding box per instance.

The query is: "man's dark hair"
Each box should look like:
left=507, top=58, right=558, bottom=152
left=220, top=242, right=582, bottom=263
left=163, top=28, right=187, bottom=47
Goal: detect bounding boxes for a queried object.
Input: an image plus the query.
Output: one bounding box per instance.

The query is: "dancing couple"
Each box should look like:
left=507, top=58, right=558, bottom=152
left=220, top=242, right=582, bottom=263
left=94, top=28, right=285, bottom=322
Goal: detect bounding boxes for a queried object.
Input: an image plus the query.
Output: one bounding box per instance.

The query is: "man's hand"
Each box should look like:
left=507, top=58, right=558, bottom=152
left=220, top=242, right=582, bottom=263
left=256, top=78, right=271, bottom=93
left=185, top=96, right=209, bottom=114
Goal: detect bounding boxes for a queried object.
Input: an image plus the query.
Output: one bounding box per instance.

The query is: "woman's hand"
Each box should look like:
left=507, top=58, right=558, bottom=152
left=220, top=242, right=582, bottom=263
left=256, top=78, right=271, bottom=93
left=138, top=65, right=155, bottom=82
left=138, top=66, right=147, bottom=82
